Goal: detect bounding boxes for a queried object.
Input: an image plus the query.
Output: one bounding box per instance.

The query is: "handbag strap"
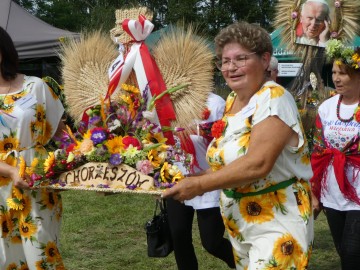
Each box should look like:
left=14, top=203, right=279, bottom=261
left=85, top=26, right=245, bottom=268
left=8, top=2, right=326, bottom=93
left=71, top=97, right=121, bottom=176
left=153, top=198, right=167, bottom=218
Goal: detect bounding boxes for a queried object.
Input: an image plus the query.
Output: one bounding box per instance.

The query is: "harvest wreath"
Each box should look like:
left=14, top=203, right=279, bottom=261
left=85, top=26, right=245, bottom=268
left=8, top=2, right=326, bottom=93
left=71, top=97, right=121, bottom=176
left=19, top=83, right=193, bottom=194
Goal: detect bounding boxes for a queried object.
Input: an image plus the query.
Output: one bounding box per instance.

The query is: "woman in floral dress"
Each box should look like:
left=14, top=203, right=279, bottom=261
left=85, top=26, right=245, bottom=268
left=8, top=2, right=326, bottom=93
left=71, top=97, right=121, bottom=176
left=164, top=21, right=314, bottom=270
left=0, top=27, right=66, bottom=269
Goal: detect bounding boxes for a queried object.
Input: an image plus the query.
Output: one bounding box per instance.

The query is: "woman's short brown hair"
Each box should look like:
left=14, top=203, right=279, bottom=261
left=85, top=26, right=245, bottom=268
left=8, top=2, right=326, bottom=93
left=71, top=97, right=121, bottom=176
left=214, top=21, right=273, bottom=59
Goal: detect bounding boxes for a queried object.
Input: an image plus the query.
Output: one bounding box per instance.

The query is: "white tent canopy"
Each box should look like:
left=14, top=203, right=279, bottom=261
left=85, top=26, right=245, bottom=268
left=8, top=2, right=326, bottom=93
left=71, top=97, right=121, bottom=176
left=0, top=0, right=79, bottom=59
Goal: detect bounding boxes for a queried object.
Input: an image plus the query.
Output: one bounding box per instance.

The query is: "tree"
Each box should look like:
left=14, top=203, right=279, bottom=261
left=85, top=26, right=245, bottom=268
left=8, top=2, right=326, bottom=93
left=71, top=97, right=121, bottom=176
left=17, top=0, right=277, bottom=38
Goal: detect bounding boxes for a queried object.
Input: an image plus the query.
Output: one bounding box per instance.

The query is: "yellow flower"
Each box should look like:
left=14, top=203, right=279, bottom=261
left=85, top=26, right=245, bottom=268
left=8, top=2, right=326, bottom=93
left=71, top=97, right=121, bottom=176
left=223, top=215, right=241, bottom=239
left=294, top=180, right=312, bottom=220
left=36, top=121, right=53, bottom=145
left=44, top=152, right=55, bottom=173
left=270, top=86, right=285, bottom=98
left=239, top=195, right=274, bottom=224
left=19, top=218, right=37, bottom=238
left=144, top=132, right=167, bottom=145
left=35, top=259, right=47, bottom=270
left=123, top=145, right=140, bottom=158
left=105, top=136, right=124, bottom=154
left=0, top=212, right=13, bottom=238
left=148, top=149, right=164, bottom=168
left=19, top=195, right=32, bottom=219
left=6, top=197, right=24, bottom=211
left=18, top=156, right=26, bottom=178
left=121, top=83, right=140, bottom=94
left=160, top=162, right=171, bottom=182
left=238, top=131, right=250, bottom=149
left=301, top=152, right=310, bottom=165
left=45, top=241, right=60, bottom=263
left=41, top=190, right=58, bottom=210
left=6, top=263, right=18, bottom=270
left=0, top=136, right=19, bottom=152
left=19, top=262, right=29, bottom=270
left=272, top=233, right=302, bottom=269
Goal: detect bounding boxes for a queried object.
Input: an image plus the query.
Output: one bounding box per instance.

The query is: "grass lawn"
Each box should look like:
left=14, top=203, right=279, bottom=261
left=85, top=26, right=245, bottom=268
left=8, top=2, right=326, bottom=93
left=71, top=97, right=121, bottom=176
left=60, top=191, right=340, bottom=270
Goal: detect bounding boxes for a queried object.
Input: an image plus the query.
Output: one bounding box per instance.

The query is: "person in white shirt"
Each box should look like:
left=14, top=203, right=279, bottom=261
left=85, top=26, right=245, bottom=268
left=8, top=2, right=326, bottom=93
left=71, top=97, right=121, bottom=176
left=167, top=93, right=235, bottom=270
left=311, top=44, right=360, bottom=269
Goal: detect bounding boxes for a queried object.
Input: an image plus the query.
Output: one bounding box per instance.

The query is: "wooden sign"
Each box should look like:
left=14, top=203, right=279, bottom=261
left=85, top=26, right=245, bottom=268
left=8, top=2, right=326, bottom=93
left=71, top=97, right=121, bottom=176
left=56, top=162, right=154, bottom=191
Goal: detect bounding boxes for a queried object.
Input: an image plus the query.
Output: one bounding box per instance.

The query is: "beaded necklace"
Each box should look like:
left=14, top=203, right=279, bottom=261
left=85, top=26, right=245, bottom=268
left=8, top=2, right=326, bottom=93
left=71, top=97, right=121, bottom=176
left=336, top=95, right=359, bottom=122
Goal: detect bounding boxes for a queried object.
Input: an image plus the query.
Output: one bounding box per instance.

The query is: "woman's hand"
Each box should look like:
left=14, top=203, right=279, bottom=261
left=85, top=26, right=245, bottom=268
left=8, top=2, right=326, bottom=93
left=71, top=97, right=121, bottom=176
left=9, top=166, right=31, bottom=189
left=162, top=176, right=203, bottom=202
left=311, top=191, right=322, bottom=220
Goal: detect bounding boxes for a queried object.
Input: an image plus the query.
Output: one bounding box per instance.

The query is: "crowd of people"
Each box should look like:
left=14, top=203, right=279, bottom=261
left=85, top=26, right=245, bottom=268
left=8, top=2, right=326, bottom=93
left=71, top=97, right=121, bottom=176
left=1, top=4, right=360, bottom=270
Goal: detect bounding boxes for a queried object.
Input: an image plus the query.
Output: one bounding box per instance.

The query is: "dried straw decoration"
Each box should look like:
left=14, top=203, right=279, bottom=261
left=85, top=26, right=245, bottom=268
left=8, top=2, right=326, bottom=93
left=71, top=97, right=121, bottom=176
left=153, top=24, right=214, bottom=135
left=110, top=6, right=153, bottom=44
left=59, top=31, right=118, bottom=123
left=274, top=0, right=360, bottom=135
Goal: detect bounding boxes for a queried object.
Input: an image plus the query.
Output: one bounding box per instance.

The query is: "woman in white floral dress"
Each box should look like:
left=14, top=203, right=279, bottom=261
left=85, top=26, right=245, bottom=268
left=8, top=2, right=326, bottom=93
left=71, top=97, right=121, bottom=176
left=0, top=27, right=65, bottom=270
left=164, top=21, right=314, bottom=270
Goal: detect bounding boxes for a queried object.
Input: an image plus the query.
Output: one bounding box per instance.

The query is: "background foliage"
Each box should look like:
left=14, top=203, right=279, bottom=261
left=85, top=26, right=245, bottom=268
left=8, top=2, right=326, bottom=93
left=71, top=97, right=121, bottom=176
left=15, top=0, right=277, bottom=39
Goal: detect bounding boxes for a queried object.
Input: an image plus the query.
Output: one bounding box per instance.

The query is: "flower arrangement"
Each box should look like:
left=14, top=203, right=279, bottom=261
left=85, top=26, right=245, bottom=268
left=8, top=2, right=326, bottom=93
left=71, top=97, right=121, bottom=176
left=325, top=39, right=360, bottom=69
left=21, top=83, right=193, bottom=191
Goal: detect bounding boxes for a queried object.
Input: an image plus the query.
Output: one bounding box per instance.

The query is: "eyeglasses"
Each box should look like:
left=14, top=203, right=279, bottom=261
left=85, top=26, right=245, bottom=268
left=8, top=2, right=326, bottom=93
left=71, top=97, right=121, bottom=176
left=215, top=52, right=257, bottom=71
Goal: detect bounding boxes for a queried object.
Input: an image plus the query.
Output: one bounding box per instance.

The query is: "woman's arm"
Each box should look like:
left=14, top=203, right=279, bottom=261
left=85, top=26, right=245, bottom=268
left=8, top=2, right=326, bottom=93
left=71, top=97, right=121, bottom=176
left=0, top=161, right=30, bottom=189
left=163, top=115, right=297, bottom=201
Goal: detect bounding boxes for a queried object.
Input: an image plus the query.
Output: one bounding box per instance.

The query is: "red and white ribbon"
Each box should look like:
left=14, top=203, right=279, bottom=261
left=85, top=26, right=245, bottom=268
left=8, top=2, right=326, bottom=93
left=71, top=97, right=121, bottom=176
left=105, top=15, right=176, bottom=144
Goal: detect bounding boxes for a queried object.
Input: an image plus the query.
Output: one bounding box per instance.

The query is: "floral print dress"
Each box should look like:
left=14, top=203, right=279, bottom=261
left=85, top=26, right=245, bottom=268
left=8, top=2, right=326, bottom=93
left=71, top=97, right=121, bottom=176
left=0, top=76, right=65, bottom=270
left=207, top=82, right=314, bottom=270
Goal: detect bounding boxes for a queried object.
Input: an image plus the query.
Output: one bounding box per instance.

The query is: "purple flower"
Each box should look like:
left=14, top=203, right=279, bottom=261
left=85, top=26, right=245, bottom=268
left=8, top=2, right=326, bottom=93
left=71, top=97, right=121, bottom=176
left=153, top=172, right=161, bottom=187
left=127, top=184, right=137, bottom=190
left=291, top=11, right=298, bottom=19
left=88, top=116, right=101, bottom=127
left=109, top=153, right=122, bottom=166
left=77, top=121, right=88, bottom=134
left=90, top=128, right=107, bottom=144
left=331, top=32, right=338, bottom=38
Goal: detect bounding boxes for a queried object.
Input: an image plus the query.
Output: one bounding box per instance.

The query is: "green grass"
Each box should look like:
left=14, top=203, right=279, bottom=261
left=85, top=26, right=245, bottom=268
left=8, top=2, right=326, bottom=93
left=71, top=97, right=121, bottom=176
left=60, top=191, right=340, bottom=270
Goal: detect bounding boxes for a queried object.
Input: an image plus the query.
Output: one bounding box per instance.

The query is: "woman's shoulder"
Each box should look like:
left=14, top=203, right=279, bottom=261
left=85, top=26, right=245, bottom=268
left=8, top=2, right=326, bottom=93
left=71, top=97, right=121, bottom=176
left=318, top=94, right=339, bottom=111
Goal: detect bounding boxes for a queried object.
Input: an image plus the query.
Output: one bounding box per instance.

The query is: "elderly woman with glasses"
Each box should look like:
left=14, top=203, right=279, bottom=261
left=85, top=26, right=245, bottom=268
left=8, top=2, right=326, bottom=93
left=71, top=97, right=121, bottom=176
left=164, top=21, right=314, bottom=269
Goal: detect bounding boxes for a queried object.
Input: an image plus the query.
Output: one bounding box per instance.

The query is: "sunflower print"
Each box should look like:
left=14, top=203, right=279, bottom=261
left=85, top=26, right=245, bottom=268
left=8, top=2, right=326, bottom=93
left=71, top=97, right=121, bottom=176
left=43, top=241, right=61, bottom=263
left=19, top=217, right=37, bottom=240
left=0, top=211, right=14, bottom=238
left=266, top=186, right=288, bottom=215
left=300, top=151, right=311, bottom=165
left=293, top=180, right=312, bottom=223
left=270, top=86, right=285, bottom=99
left=222, top=214, right=244, bottom=241
left=35, top=259, right=47, bottom=270
left=40, top=190, right=59, bottom=211
left=0, top=135, right=20, bottom=153
left=239, top=195, right=275, bottom=224
left=271, top=233, right=303, bottom=269
left=19, top=262, right=29, bottom=270
left=36, top=121, right=53, bottom=145
left=207, top=147, right=225, bottom=171
left=0, top=95, right=16, bottom=113
left=237, top=129, right=251, bottom=156
left=6, top=263, right=18, bottom=270
left=225, top=92, right=237, bottom=114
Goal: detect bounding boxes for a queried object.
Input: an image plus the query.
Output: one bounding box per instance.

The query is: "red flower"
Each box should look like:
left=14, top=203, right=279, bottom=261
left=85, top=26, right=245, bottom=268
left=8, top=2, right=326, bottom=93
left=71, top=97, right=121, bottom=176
left=122, top=136, right=142, bottom=149
left=354, top=107, right=360, bottom=122
left=211, top=119, right=227, bottom=139
left=202, top=108, right=211, bottom=120
left=66, top=143, right=76, bottom=154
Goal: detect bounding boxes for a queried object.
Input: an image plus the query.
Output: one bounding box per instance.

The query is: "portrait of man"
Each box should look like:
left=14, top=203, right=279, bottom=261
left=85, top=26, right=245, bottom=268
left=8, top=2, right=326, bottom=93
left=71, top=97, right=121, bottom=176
left=295, top=0, right=330, bottom=47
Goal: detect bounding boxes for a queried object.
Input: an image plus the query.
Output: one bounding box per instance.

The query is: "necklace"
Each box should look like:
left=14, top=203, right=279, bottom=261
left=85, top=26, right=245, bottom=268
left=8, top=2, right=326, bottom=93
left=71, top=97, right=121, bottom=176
left=336, top=95, right=360, bottom=122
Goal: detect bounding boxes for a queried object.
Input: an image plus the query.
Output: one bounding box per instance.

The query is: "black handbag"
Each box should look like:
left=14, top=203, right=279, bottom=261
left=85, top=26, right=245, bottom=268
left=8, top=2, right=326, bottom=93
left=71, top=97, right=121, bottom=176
left=144, top=198, right=173, bottom=257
